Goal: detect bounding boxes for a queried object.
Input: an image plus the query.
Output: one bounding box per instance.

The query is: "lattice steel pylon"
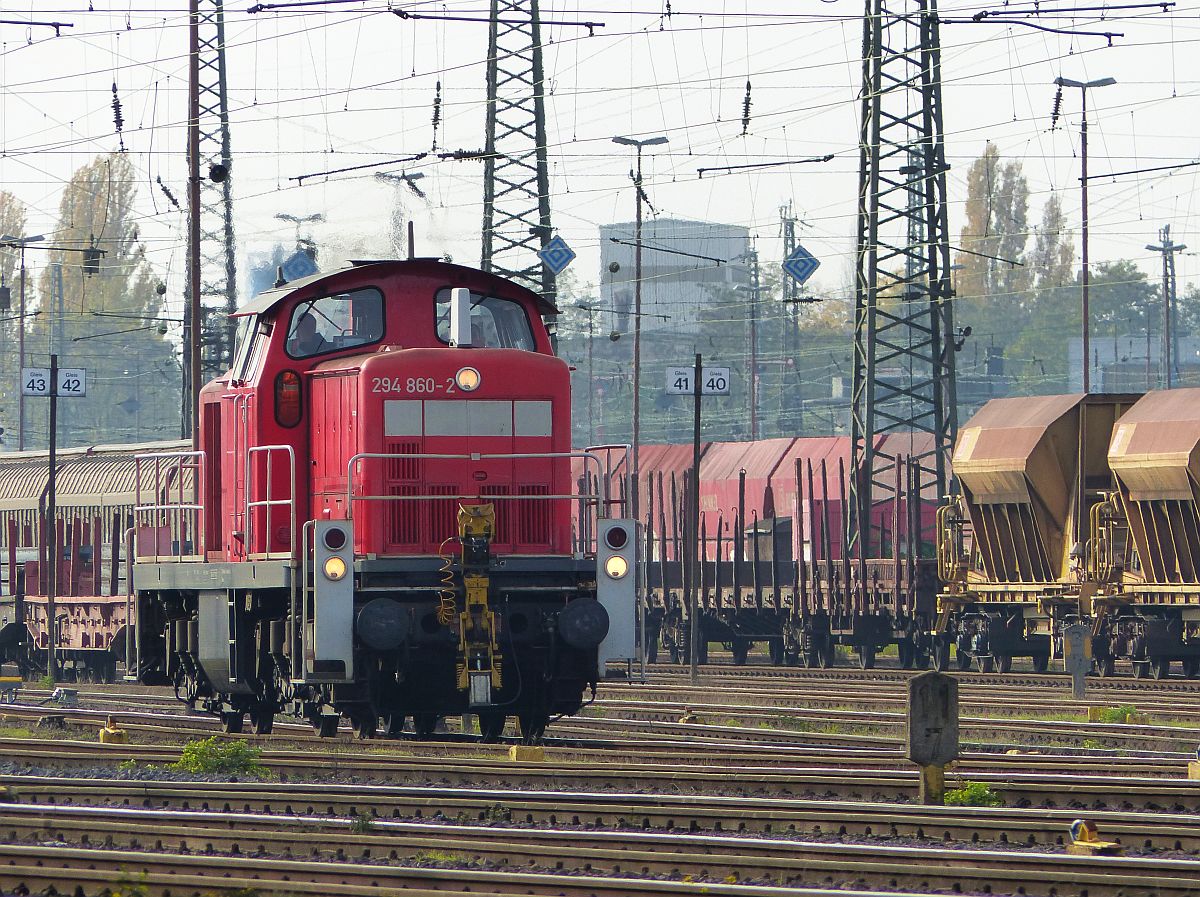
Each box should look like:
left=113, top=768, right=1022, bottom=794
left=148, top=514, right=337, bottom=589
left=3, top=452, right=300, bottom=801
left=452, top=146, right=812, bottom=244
left=848, top=0, right=957, bottom=557
left=195, top=0, right=237, bottom=378
left=481, top=0, right=556, bottom=308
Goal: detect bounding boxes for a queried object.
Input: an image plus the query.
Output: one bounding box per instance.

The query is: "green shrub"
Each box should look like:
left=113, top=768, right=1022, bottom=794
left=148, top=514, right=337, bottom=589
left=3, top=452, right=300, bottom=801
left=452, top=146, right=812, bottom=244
left=172, top=736, right=268, bottom=778
left=944, top=781, right=1003, bottom=807
left=1095, top=704, right=1137, bottom=724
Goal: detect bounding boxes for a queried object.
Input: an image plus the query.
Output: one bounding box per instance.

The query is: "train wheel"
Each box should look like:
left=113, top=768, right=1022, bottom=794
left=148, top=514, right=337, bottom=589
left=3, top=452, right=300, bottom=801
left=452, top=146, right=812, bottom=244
left=769, top=639, right=785, bottom=666
left=413, top=713, right=439, bottom=738
left=1151, top=657, right=1171, bottom=680
left=932, top=643, right=950, bottom=672
left=977, top=655, right=995, bottom=674
left=731, top=639, right=750, bottom=666
left=250, top=710, right=274, bottom=736
left=819, top=641, right=836, bottom=668
left=1184, top=658, right=1200, bottom=679
left=1031, top=654, right=1049, bottom=673
left=220, top=712, right=244, bottom=734
left=858, top=647, right=876, bottom=670
left=898, top=642, right=914, bottom=670
left=478, top=712, right=506, bottom=743
left=995, top=654, right=1012, bottom=674
left=317, top=715, right=340, bottom=738
left=799, top=648, right=818, bottom=668
left=385, top=714, right=407, bottom=737
left=1133, top=661, right=1149, bottom=679
left=352, top=713, right=378, bottom=740
left=956, top=649, right=971, bottom=671
left=518, top=712, right=548, bottom=744
left=1097, top=656, right=1116, bottom=678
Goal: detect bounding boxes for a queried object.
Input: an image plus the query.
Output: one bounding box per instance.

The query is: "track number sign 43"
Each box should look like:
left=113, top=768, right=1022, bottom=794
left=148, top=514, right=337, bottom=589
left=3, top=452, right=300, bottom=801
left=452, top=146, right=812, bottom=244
left=22, top=367, right=86, bottom=397
left=665, top=365, right=731, bottom=396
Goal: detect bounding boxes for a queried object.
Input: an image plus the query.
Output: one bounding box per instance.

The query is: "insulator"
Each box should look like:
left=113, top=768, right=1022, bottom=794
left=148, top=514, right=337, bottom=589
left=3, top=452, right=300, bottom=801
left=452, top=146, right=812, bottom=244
left=741, top=80, right=753, bottom=136
left=1050, top=86, right=1063, bottom=130
left=431, top=81, right=442, bottom=150
left=0, top=284, right=9, bottom=311
left=156, top=176, right=180, bottom=210
left=111, top=83, right=125, bottom=151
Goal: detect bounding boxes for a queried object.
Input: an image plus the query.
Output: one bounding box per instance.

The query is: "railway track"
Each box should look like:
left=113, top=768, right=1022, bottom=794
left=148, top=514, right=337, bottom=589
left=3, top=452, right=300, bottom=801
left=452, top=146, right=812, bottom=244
left=8, top=769, right=1200, bottom=822
left=2, top=802, right=1199, bottom=897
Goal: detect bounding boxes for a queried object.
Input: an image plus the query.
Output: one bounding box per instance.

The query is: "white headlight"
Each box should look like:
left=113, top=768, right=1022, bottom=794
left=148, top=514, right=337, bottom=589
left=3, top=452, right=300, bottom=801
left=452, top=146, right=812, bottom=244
left=455, top=366, right=481, bottom=391
left=604, top=555, right=629, bottom=580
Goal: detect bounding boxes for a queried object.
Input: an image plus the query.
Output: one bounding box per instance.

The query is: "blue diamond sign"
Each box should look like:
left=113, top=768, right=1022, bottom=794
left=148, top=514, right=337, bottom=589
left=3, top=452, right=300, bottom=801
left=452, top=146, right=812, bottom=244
left=782, top=244, right=820, bottom=286
left=538, top=235, right=576, bottom=275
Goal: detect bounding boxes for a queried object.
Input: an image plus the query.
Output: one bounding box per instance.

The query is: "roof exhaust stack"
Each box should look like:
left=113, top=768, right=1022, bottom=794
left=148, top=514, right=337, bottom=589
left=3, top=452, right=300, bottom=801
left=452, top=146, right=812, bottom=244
left=449, top=288, right=473, bottom=347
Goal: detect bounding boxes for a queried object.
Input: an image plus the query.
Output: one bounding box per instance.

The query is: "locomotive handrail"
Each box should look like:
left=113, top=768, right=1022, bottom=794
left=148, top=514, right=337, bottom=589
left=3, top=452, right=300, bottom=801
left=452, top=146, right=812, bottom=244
left=344, top=450, right=615, bottom=523
left=133, top=451, right=205, bottom=563
left=245, top=444, right=297, bottom=562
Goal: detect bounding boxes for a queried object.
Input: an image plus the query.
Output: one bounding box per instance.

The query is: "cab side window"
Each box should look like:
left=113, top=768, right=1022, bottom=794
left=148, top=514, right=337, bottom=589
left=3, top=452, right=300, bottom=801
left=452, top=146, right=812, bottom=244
left=286, top=287, right=385, bottom=359
left=434, top=288, right=537, bottom=351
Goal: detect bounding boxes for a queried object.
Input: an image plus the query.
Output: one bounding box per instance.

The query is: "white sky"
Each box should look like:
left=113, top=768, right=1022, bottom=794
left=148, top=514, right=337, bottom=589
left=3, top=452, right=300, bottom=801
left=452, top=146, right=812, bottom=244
left=0, top=0, right=1196, bottom=333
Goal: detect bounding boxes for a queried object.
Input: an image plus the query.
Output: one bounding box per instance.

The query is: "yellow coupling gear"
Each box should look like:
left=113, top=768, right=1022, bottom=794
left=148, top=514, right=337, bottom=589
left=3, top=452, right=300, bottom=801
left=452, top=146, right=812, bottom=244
left=454, top=504, right=502, bottom=703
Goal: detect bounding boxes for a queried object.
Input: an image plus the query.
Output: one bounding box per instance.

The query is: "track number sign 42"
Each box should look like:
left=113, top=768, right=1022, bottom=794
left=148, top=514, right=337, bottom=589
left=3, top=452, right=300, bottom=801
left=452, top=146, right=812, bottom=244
left=21, top=367, right=86, bottom=397
left=665, top=365, right=731, bottom=396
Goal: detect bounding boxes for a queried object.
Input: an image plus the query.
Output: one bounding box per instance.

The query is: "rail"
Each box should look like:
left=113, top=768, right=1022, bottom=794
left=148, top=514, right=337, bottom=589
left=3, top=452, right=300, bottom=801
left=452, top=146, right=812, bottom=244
left=133, top=451, right=205, bottom=563
left=344, top=450, right=618, bottom=534
left=245, top=444, right=297, bottom=561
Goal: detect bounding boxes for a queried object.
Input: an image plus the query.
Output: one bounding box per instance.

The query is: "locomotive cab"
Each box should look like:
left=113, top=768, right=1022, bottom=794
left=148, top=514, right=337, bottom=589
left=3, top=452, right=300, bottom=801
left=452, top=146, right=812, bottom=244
left=133, top=259, right=634, bottom=740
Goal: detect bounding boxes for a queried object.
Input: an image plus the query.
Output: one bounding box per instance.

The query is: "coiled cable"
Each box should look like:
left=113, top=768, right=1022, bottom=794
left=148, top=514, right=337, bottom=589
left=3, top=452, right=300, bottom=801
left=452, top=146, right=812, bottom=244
left=436, top=536, right=459, bottom=626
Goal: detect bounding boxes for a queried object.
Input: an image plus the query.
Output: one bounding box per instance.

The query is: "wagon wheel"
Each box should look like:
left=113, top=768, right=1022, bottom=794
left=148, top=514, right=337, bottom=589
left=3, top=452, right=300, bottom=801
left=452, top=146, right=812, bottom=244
left=317, top=714, right=341, bottom=738
left=858, top=646, right=876, bottom=670
left=898, top=641, right=914, bottom=670
left=731, top=638, right=751, bottom=666
left=1183, top=658, right=1200, bottom=679
left=478, top=712, right=507, bottom=743
left=818, top=640, right=836, bottom=669
left=1031, top=653, right=1049, bottom=673
left=385, top=714, right=407, bottom=737
left=1132, top=661, right=1149, bottom=679
left=768, top=639, right=786, bottom=666
left=220, top=711, right=244, bottom=734
left=352, top=712, right=378, bottom=740
left=249, top=708, right=274, bottom=735
left=994, top=654, right=1012, bottom=674
left=1097, top=656, right=1116, bottom=678
left=976, top=655, right=994, bottom=674
left=1151, top=657, right=1171, bottom=680
left=931, top=642, right=950, bottom=672
left=518, top=712, right=548, bottom=745
left=412, top=713, right=440, bottom=738
left=956, top=649, right=971, bottom=671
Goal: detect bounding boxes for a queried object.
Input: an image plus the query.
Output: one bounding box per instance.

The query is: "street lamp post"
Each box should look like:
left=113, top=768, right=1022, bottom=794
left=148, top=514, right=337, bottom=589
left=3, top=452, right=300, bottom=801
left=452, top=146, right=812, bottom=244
left=0, top=234, right=45, bottom=450
left=1055, top=76, right=1115, bottom=393
left=610, top=134, right=667, bottom=534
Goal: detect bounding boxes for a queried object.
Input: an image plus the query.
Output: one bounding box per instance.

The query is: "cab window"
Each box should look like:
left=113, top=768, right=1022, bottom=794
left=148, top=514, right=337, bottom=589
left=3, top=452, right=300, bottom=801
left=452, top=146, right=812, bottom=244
left=434, top=289, right=536, bottom=351
left=286, top=287, right=385, bottom=359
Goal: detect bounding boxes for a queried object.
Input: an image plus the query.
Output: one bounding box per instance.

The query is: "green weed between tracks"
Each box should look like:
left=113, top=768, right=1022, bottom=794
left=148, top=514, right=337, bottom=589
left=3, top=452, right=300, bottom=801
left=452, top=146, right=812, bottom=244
left=944, top=780, right=1004, bottom=807
left=172, top=735, right=269, bottom=778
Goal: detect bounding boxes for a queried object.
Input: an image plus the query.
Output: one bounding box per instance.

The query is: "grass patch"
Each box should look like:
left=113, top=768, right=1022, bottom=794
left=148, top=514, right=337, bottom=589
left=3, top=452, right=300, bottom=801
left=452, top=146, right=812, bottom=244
left=0, top=726, right=36, bottom=739
left=414, top=848, right=469, bottom=864
left=349, top=813, right=374, bottom=834
left=1093, top=704, right=1137, bottom=724
left=37, top=675, right=55, bottom=690
left=172, top=736, right=269, bottom=778
left=945, top=781, right=1003, bottom=807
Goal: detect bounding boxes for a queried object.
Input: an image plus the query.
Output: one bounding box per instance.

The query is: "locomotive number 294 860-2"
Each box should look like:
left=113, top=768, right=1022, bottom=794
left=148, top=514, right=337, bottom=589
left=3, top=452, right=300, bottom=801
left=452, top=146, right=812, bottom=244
left=370, top=376, right=457, bottom=394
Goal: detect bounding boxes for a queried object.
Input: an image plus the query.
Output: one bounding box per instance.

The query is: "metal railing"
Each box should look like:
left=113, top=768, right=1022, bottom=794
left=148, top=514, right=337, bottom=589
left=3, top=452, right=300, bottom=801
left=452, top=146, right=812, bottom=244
left=133, top=451, right=205, bottom=563
left=245, top=444, right=297, bottom=561
left=345, top=450, right=617, bottom=549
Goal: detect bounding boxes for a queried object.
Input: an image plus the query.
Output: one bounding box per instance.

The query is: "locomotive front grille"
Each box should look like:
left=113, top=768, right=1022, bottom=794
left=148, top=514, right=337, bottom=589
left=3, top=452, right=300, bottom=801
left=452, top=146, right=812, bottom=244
left=518, top=484, right=551, bottom=546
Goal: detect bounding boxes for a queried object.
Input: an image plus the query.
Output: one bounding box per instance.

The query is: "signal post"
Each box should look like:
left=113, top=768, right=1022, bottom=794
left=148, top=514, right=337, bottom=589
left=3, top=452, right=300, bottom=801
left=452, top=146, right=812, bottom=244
left=21, top=355, right=86, bottom=682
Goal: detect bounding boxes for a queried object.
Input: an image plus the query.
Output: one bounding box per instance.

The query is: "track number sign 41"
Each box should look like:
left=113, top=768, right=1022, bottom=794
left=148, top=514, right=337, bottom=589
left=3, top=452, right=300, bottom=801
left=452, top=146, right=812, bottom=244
left=665, top=365, right=731, bottom=396
left=22, top=367, right=86, bottom=397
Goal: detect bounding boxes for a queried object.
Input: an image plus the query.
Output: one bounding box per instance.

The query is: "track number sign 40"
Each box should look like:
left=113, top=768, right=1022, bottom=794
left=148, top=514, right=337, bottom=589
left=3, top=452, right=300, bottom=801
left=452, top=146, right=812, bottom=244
left=21, top=367, right=86, bottom=397
left=665, top=366, right=731, bottom=396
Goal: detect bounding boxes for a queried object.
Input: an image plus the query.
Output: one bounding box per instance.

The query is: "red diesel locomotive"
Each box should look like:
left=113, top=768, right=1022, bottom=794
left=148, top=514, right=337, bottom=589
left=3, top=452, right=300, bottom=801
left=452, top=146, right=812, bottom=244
left=132, top=258, right=634, bottom=740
